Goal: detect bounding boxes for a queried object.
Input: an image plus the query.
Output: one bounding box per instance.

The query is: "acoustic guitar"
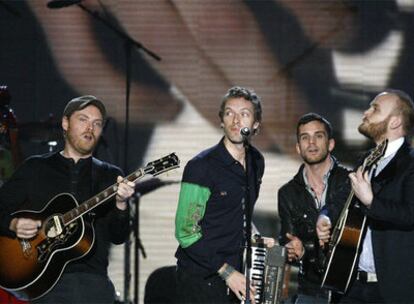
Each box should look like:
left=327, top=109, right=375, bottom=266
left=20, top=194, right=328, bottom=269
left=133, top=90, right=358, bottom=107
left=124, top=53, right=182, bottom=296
left=0, top=153, right=179, bottom=300
left=321, top=140, right=387, bottom=293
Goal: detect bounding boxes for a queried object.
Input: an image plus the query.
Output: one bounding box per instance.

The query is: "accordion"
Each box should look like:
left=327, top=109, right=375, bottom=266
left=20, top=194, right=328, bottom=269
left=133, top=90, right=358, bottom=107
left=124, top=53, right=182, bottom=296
left=244, top=239, right=287, bottom=304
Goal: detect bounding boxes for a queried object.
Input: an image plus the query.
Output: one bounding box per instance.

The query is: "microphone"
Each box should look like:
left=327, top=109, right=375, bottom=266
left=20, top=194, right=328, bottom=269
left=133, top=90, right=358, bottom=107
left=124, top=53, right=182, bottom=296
left=47, top=0, right=82, bottom=9
left=240, top=127, right=251, bottom=137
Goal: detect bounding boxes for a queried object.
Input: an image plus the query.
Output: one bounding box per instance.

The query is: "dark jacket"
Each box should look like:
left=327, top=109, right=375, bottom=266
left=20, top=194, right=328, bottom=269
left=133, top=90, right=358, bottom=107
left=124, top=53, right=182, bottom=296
left=278, top=158, right=350, bottom=294
left=327, top=141, right=414, bottom=302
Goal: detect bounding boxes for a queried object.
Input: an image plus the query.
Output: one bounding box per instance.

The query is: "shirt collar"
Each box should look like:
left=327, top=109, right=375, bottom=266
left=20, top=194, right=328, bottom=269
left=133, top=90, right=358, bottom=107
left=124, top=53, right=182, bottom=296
left=57, top=151, right=93, bottom=167
left=302, top=156, right=335, bottom=209
left=302, top=155, right=335, bottom=185
left=383, top=137, right=404, bottom=159
left=211, top=137, right=241, bottom=166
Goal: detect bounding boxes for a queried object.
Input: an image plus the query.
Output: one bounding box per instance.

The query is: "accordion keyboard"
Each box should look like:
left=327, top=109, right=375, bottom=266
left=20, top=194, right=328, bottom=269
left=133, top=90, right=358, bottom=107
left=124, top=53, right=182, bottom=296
left=251, top=245, right=267, bottom=303
left=244, top=240, right=286, bottom=304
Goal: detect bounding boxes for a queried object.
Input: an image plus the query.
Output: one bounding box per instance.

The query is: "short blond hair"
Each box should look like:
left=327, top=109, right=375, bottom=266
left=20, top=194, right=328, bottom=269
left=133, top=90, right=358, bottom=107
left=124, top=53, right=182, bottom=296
left=381, top=89, right=414, bottom=135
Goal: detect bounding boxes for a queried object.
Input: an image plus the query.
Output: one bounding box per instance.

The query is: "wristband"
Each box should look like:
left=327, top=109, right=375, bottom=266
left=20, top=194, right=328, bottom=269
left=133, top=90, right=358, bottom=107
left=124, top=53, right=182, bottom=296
left=218, top=264, right=235, bottom=281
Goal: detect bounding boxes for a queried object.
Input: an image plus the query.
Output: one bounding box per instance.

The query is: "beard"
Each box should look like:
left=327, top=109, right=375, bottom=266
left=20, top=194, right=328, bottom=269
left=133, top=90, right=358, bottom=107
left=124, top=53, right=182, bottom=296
left=302, top=148, right=329, bottom=165
left=66, top=128, right=98, bottom=155
left=358, top=116, right=389, bottom=141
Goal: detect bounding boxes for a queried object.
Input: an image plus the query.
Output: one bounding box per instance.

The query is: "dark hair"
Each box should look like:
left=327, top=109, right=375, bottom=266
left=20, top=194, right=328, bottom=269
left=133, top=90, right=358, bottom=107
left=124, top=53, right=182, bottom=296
left=218, top=86, right=262, bottom=126
left=381, top=89, right=414, bottom=135
left=296, top=112, right=333, bottom=141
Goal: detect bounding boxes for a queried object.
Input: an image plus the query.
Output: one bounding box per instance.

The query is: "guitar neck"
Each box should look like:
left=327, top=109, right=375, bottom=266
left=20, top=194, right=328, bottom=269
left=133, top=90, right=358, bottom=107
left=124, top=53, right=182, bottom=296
left=333, top=189, right=355, bottom=232
left=61, top=168, right=147, bottom=226
left=60, top=152, right=180, bottom=226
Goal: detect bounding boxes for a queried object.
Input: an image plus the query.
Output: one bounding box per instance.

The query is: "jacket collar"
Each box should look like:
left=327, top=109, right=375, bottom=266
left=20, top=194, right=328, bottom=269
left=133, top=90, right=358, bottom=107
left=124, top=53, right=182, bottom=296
left=293, top=155, right=338, bottom=186
left=373, top=139, right=411, bottom=186
left=382, top=137, right=404, bottom=159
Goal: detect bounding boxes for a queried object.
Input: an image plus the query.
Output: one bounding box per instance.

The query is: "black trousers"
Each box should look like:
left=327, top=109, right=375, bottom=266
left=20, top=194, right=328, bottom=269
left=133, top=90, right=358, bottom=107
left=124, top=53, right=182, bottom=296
left=335, top=280, right=384, bottom=304
left=31, top=272, right=116, bottom=304
left=175, top=268, right=238, bottom=304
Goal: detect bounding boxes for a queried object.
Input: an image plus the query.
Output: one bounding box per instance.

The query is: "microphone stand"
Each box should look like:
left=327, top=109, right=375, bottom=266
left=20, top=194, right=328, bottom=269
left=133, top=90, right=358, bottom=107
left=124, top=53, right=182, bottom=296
left=72, top=4, right=160, bottom=304
left=124, top=178, right=175, bottom=304
left=243, top=135, right=252, bottom=304
left=128, top=193, right=147, bottom=304
left=75, top=2, right=160, bottom=172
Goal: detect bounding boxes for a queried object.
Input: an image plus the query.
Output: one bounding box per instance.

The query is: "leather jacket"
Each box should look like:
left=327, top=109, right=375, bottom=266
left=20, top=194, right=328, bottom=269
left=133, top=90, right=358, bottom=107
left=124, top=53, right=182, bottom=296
left=277, top=158, right=350, bottom=294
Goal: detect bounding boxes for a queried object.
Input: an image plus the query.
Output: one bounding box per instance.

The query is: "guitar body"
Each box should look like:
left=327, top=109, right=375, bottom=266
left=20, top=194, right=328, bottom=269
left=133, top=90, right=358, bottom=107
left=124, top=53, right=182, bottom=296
left=321, top=204, right=366, bottom=293
left=0, top=193, right=94, bottom=300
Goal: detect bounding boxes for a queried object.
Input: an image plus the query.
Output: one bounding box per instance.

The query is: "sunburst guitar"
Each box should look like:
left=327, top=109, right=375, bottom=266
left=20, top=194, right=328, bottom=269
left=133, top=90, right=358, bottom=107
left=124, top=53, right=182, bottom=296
left=0, top=153, right=179, bottom=300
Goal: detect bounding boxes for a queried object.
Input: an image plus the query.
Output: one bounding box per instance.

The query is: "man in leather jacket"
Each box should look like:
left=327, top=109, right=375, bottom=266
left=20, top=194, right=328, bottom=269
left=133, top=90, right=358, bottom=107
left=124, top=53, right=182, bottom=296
left=278, top=113, right=349, bottom=303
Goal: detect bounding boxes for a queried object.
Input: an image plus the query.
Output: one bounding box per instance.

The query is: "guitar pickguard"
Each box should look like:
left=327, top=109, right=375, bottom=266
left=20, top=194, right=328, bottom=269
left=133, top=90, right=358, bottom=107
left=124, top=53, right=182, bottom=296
left=37, top=220, right=80, bottom=264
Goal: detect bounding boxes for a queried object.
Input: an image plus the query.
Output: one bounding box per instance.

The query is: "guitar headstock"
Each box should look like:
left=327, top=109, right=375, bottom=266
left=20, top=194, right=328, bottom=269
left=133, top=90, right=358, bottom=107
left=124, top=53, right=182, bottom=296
left=144, top=153, right=180, bottom=176
left=363, top=139, right=388, bottom=169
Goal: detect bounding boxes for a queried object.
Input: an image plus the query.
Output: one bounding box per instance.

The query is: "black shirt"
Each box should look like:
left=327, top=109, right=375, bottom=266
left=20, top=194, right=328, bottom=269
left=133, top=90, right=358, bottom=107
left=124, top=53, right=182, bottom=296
left=175, top=138, right=265, bottom=276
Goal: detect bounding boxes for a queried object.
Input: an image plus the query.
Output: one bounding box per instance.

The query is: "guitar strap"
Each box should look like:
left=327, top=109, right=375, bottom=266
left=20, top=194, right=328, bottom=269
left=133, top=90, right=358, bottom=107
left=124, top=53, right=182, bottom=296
left=91, top=158, right=98, bottom=197
left=89, top=158, right=100, bottom=220
left=89, top=158, right=117, bottom=219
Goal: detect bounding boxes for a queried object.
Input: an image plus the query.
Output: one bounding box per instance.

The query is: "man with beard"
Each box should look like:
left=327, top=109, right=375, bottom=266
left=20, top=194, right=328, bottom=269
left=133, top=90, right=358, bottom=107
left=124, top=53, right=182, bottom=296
left=317, top=89, right=414, bottom=302
left=0, top=95, right=135, bottom=303
left=175, top=86, right=266, bottom=303
left=278, top=113, right=349, bottom=303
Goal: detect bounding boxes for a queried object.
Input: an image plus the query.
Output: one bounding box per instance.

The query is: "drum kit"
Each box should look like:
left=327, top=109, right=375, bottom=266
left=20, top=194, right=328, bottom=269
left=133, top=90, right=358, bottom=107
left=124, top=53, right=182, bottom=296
left=0, top=86, right=62, bottom=158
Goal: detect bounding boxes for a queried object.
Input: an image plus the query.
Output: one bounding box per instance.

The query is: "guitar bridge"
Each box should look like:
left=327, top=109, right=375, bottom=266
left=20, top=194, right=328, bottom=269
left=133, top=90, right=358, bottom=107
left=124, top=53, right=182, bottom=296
left=20, top=239, right=33, bottom=258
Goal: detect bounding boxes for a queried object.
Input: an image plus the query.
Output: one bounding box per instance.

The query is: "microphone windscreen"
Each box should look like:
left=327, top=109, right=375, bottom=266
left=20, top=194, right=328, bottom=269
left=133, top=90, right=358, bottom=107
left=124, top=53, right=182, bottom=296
left=240, top=127, right=251, bottom=137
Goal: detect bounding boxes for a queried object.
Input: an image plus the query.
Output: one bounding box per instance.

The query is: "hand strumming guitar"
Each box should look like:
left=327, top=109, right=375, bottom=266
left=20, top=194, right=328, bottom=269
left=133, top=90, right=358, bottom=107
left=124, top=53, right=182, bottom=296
left=9, top=218, right=41, bottom=239
left=316, top=215, right=331, bottom=247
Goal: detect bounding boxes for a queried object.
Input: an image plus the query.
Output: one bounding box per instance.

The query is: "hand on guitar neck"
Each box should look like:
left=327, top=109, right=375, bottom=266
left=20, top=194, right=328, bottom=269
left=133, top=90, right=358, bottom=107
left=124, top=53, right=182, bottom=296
left=316, top=215, right=331, bottom=247
left=114, top=176, right=135, bottom=210
left=348, top=167, right=373, bottom=207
